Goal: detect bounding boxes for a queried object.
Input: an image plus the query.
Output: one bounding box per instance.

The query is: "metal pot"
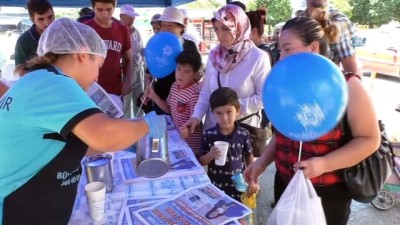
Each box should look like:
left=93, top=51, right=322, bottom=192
left=136, top=133, right=169, bottom=178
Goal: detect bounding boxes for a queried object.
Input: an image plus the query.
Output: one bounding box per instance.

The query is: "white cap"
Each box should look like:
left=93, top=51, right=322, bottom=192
left=181, top=9, right=189, bottom=18
left=158, top=6, right=185, bottom=26
left=37, top=18, right=107, bottom=58
left=120, top=4, right=140, bottom=18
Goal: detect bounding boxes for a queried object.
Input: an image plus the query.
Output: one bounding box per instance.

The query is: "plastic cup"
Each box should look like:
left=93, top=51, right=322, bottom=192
left=85, top=181, right=106, bottom=221
left=214, top=141, right=229, bottom=166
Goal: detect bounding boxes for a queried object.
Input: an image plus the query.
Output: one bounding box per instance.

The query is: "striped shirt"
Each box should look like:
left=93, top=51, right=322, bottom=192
left=167, top=82, right=202, bottom=156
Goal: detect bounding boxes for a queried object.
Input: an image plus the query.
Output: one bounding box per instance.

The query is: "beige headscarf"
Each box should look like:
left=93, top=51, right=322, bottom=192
left=209, top=4, right=253, bottom=73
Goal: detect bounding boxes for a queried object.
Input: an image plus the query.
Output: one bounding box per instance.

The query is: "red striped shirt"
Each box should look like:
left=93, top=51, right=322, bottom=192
left=167, top=82, right=202, bottom=155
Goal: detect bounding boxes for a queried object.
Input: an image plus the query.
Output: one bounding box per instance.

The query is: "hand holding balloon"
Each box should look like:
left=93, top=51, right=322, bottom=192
left=262, top=53, right=348, bottom=141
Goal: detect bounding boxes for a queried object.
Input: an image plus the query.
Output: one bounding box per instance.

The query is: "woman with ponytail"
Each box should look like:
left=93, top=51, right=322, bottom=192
left=245, top=16, right=380, bottom=225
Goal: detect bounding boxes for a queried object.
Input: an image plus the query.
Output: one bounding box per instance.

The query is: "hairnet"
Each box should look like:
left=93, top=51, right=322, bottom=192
left=37, top=17, right=107, bottom=58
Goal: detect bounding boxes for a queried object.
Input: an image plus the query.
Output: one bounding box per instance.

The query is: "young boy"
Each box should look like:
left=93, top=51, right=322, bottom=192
left=199, top=87, right=259, bottom=201
left=147, top=50, right=203, bottom=156
left=14, top=0, right=55, bottom=74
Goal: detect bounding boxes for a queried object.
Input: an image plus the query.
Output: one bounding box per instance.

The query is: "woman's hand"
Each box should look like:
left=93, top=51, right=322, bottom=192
left=243, top=159, right=266, bottom=187
left=182, top=117, right=200, bottom=134
left=247, top=182, right=260, bottom=197
left=294, top=157, right=327, bottom=179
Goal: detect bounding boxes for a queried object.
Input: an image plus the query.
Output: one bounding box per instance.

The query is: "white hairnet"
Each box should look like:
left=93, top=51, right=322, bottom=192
left=37, top=17, right=107, bottom=58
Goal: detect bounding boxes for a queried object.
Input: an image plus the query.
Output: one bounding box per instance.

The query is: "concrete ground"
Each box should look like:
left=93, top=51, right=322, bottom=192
left=255, top=74, right=400, bottom=225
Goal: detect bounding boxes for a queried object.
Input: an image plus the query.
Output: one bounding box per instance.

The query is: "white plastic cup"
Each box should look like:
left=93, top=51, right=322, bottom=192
left=214, top=141, right=230, bottom=166
left=85, top=181, right=106, bottom=221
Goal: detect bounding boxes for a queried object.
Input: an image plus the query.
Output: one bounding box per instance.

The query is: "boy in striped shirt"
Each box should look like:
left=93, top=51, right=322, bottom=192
left=147, top=50, right=203, bottom=157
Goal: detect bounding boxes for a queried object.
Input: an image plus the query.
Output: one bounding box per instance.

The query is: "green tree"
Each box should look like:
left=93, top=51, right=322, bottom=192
left=350, top=0, right=396, bottom=27
left=186, top=0, right=224, bottom=9
left=248, top=0, right=291, bottom=27
left=393, top=1, right=400, bottom=21
left=331, top=0, right=352, bottom=17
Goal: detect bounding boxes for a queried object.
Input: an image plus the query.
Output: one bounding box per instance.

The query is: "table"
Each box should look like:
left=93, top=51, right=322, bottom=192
left=67, top=129, right=249, bottom=225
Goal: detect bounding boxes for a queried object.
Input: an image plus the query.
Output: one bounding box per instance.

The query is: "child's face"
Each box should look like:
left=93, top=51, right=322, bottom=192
left=175, top=63, right=197, bottom=89
left=212, top=105, right=240, bottom=130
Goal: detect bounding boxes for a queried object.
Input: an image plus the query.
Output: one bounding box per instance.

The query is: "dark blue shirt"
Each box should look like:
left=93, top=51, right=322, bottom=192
left=202, top=122, right=253, bottom=200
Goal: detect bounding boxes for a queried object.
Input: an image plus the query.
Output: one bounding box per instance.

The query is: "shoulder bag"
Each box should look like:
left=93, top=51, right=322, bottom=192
left=341, top=72, right=395, bottom=203
left=217, top=72, right=267, bottom=157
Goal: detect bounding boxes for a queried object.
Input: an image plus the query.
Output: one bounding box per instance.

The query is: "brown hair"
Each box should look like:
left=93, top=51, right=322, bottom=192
left=209, top=87, right=240, bottom=111
left=282, top=15, right=339, bottom=57
left=27, top=0, right=54, bottom=17
left=91, top=0, right=116, bottom=7
left=14, top=53, right=59, bottom=77
left=246, top=9, right=267, bottom=36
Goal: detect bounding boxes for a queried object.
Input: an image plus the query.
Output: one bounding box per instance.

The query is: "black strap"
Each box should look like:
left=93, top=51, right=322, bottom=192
left=217, top=72, right=260, bottom=122
left=217, top=72, right=222, bottom=88
left=237, top=111, right=260, bottom=122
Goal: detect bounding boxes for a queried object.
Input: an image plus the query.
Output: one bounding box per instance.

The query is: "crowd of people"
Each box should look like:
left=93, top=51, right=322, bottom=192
left=0, top=0, right=382, bottom=225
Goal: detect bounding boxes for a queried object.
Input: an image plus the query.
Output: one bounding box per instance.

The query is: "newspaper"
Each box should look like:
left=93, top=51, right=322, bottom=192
left=86, top=82, right=123, bottom=118
left=118, top=198, right=167, bottom=225
left=131, top=183, right=251, bottom=225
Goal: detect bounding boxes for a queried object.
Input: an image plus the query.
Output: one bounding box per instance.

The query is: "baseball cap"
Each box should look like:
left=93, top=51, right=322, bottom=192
left=120, top=4, right=140, bottom=18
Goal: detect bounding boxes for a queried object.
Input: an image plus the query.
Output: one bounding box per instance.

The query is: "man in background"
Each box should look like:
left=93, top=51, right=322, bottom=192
left=119, top=5, right=145, bottom=118
left=85, top=0, right=133, bottom=114
left=181, top=9, right=201, bottom=49
left=14, top=0, right=54, bottom=75
left=298, top=0, right=360, bottom=75
left=77, top=7, right=94, bottom=23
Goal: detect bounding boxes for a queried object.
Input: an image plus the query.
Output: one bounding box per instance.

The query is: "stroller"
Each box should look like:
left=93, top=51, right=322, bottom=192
left=371, top=154, right=400, bottom=210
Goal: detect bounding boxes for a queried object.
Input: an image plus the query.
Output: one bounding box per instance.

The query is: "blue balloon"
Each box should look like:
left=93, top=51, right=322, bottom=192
left=144, top=32, right=183, bottom=78
left=263, top=53, right=348, bottom=141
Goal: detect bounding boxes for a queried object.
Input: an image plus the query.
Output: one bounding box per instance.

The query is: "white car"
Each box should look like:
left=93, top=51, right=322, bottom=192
left=353, top=28, right=400, bottom=78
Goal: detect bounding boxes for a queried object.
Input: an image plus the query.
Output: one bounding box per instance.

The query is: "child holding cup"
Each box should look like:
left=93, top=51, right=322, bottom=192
left=199, top=87, right=259, bottom=201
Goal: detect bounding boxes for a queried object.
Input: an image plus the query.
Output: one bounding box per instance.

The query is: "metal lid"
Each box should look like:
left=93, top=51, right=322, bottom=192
left=85, top=153, right=112, bottom=167
left=137, top=158, right=169, bottom=178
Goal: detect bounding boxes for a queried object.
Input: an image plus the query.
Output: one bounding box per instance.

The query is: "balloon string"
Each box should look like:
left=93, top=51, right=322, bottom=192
left=297, top=141, right=303, bottom=163
left=135, top=78, right=155, bottom=118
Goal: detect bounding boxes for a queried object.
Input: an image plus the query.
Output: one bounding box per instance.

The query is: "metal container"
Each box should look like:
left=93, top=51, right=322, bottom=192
left=83, top=153, right=114, bottom=192
left=136, top=133, right=169, bottom=178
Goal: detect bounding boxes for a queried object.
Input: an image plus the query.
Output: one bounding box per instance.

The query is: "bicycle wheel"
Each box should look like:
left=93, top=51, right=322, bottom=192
left=371, top=190, right=395, bottom=210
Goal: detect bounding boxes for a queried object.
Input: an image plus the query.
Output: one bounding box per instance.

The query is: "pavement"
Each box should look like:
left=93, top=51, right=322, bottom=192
left=255, top=74, right=400, bottom=225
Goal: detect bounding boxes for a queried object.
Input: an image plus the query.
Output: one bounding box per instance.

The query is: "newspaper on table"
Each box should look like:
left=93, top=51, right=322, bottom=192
left=86, top=82, right=123, bottom=118
left=118, top=148, right=205, bottom=184
left=118, top=198, right=168, bottom=225
left=130, top=183, right=251, bottom=225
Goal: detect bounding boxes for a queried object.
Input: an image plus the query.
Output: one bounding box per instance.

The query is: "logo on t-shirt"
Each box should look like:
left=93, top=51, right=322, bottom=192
left=104, top=40, right=122, bottom=52
left=176, top=101, right=187, bottom=113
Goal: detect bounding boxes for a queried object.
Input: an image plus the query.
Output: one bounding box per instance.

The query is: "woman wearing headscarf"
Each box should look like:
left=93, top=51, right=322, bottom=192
left=183, top=4, right=270, bottom=132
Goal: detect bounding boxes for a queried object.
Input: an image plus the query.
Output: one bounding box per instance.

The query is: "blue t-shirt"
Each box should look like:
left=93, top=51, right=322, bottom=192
left=0, top=68, right=99, bottom=221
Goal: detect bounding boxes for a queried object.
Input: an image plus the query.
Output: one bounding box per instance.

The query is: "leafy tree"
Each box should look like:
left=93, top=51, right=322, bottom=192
left=248, top=0, right=292, bottom=27
left=186, top=0, right=224, bottom=9
left=331, top=0, right=352, bottom=17
left=393, top=1, right=400, bottom=21
left=350, top=0, right=396, bottom=27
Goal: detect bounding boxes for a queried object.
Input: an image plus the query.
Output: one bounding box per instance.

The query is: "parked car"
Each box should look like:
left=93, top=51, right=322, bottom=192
left=352, top=28, right=400, bottom=78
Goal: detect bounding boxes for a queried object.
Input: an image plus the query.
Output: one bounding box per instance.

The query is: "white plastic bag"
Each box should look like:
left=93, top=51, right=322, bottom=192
left=267, top=170, right=326, bottom=225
